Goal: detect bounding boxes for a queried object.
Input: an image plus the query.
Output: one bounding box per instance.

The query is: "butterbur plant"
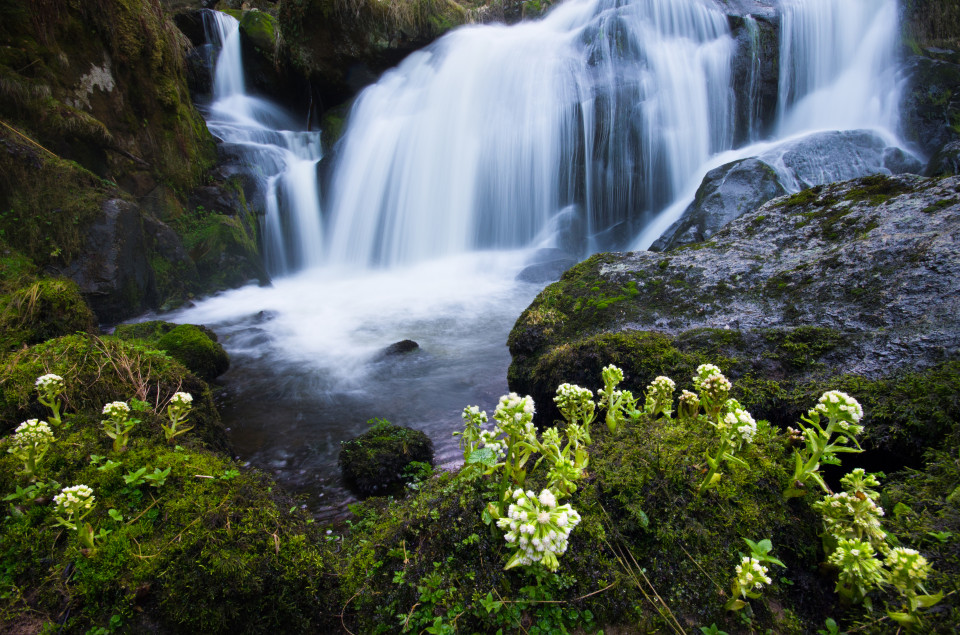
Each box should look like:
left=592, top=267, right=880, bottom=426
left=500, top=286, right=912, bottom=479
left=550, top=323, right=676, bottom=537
left=7, top=420, right=54, bottom=480
left=699, top=398, right=758, bottom=493
left=495, top=488, right=581, bottom=572
left=785, top=391, right=864, bottom=498
left=828, top=538, right=884, bottom=605
left=812, top=469, right=886, bottom=552
left=597, top=364, right=639, bottom=433
left=727, top=539, right=784, bottom=610
left=35, top=374, right=65, bottom=427
left=101, top=401, right=136, bottom=452
left=162, top=392, right=194, bottom=442
left=884, top=547, right=943, bottom=627
left=643, top=375, right=676, bottom=418
left=693, top=364, right=731, bottom=421
left=53, top=484, right=97, bottom=550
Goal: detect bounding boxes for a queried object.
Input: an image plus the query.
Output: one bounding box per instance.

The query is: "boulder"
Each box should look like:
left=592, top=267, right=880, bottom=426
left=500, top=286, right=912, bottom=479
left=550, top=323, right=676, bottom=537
left=113, top=320, right=230, bottom=382
left=338, top=420, right=434, bottom=497
left=651, top=158, right=785, bottom=251
left=509, top=174, right=960, bottom=465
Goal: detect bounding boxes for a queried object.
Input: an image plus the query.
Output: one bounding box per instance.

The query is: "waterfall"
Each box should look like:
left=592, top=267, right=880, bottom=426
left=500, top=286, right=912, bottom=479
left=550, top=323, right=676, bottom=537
left=326, top=0, right=735, bottom=266
left=202, top=11, right=324, bottom=275
left=777, top=0, right=901, bottom=134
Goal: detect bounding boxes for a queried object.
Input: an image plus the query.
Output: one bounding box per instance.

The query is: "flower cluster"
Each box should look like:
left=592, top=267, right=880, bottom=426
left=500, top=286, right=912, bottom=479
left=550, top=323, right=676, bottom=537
left=811, top=390, right=863, bottom=431
left=696, top=367, right=731, bottom=418
left=35, top=373, right=65, bottom=426
left=733, top=556, right=773, bottom=597
left=496, top=488, right=581, bottom=572
left=885, top=548, right=931, bottom=594
left=678, top=389, right=699, bottom=420
left=101, top=401, right=136, bottom=452
left=643, top=376, right=675, bottom=417
left=8, top=419, right=55, bottom=479
left=102, top=401, right=131, bottom=419
left=493, top=393, right=536, bottom=437
left=829, top=538, right=885, bottom=602
left=598, top=365, right=638, bottom=433
left=10, top=419, right=54, bottom=449
left=554, top=383, right=596, bottom=427
left=813, top=469, right=886, bottom=548
left=723, top=407, right=757, bottom=446
left=53, top=484, right=96, bottom=528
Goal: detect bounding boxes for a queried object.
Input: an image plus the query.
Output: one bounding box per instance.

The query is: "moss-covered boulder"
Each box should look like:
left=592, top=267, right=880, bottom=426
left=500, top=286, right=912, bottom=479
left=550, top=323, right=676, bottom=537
left=0, top=278, right=96, bottom=352
left=509, top=174, right=960, bottom=466
left=338, top=419, right=434, bottom=497
left=113, top=321, right=230, bottom=382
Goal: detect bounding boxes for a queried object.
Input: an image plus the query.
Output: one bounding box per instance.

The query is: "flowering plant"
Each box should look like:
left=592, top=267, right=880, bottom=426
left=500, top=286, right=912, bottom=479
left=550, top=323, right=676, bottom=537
left=7, top=419, right=54, bottom=480
left=162, top=392, right=194, bottom=442
left=812, top=469, right=886, bottom=552
left=53, top=484, right=97, bottom=549
left=597, top=365, right=640, bottom=433
left=726, top=538, right=784, bottom=610
left=643, top=376, right=675, bottom=418
left=698, top=394, right=757, bottom=493
left=35, top=374, right=65, bottom=427
left=101, top=401, right=137, bottom=452
left=495, top=488, right=581, bottom=572
left=884, top=547, right=943, bottom=627
left=785, top=391, right=864, bottom=498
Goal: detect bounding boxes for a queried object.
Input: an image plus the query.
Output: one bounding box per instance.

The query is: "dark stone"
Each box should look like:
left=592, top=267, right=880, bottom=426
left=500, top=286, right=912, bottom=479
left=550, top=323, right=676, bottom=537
left=729, top=13, right=780, bottom=144
left=900, top=54, right=960, bottom=156
left=651, top=158, right=786, bottom=251
left=883, top=146, right=924, bottom=175
left=380, top=340, right=420, bottom=356
left=925, top=140, right=960, bottom=176
left=62, top=198, right=157, bottom=323
left=338, top=420, right=434, bottom=498
left=516, top=248, right=579, bottom=284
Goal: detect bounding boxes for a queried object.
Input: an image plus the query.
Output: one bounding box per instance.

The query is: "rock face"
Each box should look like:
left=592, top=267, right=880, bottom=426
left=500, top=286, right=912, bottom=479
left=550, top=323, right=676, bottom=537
left=900, top=54, right=960, bottom=159
left=926, top=139, right=960, bottom=176
left=651, top=131, right=922, bottom=252
left=508, top=174, right=960, bottom=463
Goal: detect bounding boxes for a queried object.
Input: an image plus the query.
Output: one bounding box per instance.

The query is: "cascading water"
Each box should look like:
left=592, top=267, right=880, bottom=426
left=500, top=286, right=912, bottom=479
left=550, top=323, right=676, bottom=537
left=175, top=0, right=911, bottom=516
left=202, top=11, right=324, bottom=274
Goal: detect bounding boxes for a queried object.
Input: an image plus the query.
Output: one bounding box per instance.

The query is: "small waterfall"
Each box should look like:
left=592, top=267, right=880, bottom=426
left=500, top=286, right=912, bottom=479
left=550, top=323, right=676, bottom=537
left=777, top=0, right=901, bottom=134
left=202, top=11, right=324, bottom=275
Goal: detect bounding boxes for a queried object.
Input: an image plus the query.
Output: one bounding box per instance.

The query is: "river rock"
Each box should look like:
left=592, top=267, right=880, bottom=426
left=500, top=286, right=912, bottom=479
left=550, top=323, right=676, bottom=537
left=338, top=421, right=434, bottom=498
left=651, top=158, right=785, bottom=251
left=379, top=339, right=420, bottom=357
left=508, top=174, right=960, bottom=463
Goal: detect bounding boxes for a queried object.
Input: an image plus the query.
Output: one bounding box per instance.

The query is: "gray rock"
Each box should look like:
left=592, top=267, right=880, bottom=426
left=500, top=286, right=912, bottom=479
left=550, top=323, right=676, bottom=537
left=651, top=158, right=785, bottom=251
left=926, top=140, right=960, bottom=176
left=900, top=55, right=960, bottom=156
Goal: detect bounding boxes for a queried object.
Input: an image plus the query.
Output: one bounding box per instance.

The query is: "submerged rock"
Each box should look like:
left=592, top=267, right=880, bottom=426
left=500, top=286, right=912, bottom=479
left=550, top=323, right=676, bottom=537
left=379, top=339, right=420, bottom=357
left=509, top=174, right=960, bottom=463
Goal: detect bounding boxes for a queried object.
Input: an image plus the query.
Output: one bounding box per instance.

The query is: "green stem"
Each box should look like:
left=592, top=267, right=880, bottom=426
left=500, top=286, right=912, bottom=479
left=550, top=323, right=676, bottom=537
left=699, top=437, right=730, bottom=493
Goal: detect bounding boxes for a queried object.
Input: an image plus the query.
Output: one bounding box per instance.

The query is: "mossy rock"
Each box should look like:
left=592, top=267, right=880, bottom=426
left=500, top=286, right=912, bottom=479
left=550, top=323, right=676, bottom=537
left=113, top=321, right=229, bottom=382
left=0, top=333, right=228, bottom=452
left=239, top=9, right=278, bottom=57
left=0, top=278, right=96, bottom=352
left=338, top=419, right=434, bottom=497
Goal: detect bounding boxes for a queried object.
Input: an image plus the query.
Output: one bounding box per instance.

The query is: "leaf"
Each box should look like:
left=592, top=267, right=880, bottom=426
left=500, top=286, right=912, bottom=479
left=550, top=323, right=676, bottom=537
left=467, top=447, right=497, bottom=467
left=724, top=598, right=746, bottom=611
left=915, top=591, right=943, bottom=608
left=886, top=611, right=917, bottom=625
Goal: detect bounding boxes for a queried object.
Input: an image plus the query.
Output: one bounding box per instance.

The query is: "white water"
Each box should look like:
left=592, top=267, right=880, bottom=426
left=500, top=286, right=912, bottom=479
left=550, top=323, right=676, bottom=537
left=202, top=12, right=325, bottom=274
left=176, top=1, right=908, bottom=514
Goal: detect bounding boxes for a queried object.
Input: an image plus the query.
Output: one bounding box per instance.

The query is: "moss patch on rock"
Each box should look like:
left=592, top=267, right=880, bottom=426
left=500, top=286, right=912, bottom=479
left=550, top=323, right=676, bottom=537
left=113, top=321, right=229, bottom=382
left=338, top=419, right=434, bottom=497
left=0, top=278, right=96, bottom=352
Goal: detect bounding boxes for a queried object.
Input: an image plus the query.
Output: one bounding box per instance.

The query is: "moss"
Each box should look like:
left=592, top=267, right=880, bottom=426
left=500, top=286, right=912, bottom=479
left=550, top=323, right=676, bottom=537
left=173, top=207, right=266, bottom=292
left=0, top=278, right=96, bottom=352
left=239, top=10, right=278, bottom=56
left=113, top=321, right=229, bottom=383
left=338, top=419, right=434, bottom=497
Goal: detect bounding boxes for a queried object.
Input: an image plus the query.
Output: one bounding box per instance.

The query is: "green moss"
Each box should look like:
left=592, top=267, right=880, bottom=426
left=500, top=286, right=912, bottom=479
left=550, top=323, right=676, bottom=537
left=0, top=278, right=96, bottom=352
left=338, top=419, right=434, bottom=497
left=113, top=321, right=229, bottom=383
left=239, top=10, right=277, bottom=56
left=841, top=174, right=913, bottom=207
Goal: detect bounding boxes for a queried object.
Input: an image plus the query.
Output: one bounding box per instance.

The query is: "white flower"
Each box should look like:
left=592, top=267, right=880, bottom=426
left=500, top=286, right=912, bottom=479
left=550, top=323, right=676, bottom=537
left=171, top=392, right=193, bottom=406
left=102, top=401, right=130, bottom=418
left=538, top=489, right=557, bottom=508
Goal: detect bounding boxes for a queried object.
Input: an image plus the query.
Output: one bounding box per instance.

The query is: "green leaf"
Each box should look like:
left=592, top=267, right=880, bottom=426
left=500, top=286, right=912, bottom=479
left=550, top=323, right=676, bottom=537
left=467, top=447, right=497, bottom=467
left=915, top=591, right=943, bottom=608
left=886, top=611, right=917, bottom=625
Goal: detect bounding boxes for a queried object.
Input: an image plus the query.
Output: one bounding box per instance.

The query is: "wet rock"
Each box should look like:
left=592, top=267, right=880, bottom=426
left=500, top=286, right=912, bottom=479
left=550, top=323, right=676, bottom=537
left=651, top=158, right=785, bottom=251
left=380, top=340, right=420, bottom=357
left=926, top=139, right=960, bottom=176
left=516, top=248, right=579, bottom=283
left=900, top=54, right=960, bottom=156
